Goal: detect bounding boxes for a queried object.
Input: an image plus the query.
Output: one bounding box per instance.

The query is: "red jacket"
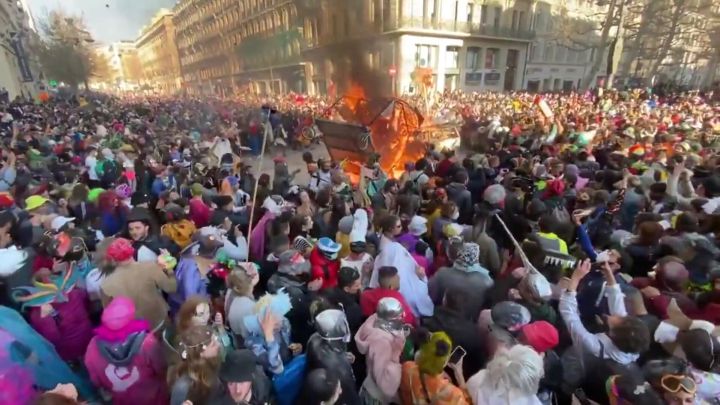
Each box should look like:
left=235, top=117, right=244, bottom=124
left=309, top=246, right=340, bottom=290
left=188, top=197, right=211, bottom=228
left=360, top=287, right=417, bottom=326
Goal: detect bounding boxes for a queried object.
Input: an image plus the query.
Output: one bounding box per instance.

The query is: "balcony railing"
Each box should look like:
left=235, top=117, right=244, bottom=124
left=385, top=18, right=535, bottom=40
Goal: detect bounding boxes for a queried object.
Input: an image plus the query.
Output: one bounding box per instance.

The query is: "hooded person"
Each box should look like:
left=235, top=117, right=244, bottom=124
left=83, top=296, right=168, bottom=405
left=399, top=330, right=470, bottom=404
left=306, top=308, right=361, bottom=405
left=310, top=237, right=342, bottom=290
left=340, top=209, right=373, bottom=286
left=428, top=242, right=493, bottom=321
left=466, top=344, right=545, bottom=405
left=168, top=231, right=224, bottom=315
left=422, top=287, right=486, bottom=378
left=354, top=297, right=407, bottom=404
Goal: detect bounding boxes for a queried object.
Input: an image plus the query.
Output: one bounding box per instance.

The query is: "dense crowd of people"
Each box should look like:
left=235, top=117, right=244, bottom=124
left=0, top=87, right=720, bottom=405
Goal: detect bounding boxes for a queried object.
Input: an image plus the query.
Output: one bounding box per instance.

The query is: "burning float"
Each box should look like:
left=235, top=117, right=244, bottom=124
left=315, top=82, right=461, bottom=179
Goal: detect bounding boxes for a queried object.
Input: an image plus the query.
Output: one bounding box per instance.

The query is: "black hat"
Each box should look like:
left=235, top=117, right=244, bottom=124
left=219, top=350, right=257, bottom=383
left=127, top=207, right=152, bottom=225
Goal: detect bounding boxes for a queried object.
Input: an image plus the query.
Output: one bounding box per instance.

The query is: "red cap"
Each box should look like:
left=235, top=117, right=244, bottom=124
left=521, top=321, right=559, bottom=353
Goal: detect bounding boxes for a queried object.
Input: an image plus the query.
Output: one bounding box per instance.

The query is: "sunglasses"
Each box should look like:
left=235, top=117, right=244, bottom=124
left=660, top=374, right=697, bottom=395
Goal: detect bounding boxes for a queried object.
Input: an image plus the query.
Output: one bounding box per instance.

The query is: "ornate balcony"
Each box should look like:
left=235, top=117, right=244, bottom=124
left=385, top=18, right=535, bottom=41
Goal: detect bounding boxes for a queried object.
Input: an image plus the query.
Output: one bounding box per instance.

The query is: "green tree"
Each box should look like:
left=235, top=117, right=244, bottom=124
left=35, top=10, right=97, bottom=89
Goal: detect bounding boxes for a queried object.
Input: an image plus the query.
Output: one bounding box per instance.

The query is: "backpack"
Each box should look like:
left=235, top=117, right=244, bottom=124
left=272, top=353, right=306, bottom=405
left=408, top=171, right=425, bottom=195
left=575, top=342, right=641, bottom=405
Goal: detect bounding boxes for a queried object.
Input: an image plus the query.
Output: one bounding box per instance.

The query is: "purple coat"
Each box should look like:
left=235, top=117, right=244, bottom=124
left=167, top=257, right=207, bottom=315
left=396, top=233, right=420, bottom=253
left=29, top=287, right=93, bottom=362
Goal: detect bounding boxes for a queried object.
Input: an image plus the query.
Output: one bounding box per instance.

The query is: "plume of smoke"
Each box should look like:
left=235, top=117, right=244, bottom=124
left=314, top=46, right=392, bottom=100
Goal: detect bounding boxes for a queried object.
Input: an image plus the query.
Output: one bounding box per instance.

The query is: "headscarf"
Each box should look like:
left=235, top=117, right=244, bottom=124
left=453, top=243, right=487, bottom=274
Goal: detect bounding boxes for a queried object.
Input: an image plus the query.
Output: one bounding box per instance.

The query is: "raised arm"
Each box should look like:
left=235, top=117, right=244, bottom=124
left=559, top=260, right=602, bottom=356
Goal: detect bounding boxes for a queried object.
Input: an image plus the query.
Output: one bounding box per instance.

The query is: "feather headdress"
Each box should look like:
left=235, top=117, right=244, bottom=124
left=12, top=265, right=81, bottom=310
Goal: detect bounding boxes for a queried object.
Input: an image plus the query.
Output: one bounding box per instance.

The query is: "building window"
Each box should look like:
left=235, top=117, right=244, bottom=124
left=493, top=6, right=501, bottom=28
left=446, top=46, right=459, bottom=69
left=480, top=4, right=488, bottom=24
left=485, top=48, right=499, bottom=69
left=544, top=44, right=554, bottom=61
left=465, top=72, right=482, bottom=84
left=415, top=44, right=438, bottom=68
left=466, top=46, right=481, bottom=69
left=556, top=46, right=566, bottom=63
left=528, top=44, right=536, bottom=61
left=467, top=3, right=474, bottom=22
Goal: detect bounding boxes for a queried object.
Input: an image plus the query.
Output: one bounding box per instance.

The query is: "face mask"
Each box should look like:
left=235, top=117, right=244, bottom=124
left=451, top=211, right=460, bottom=220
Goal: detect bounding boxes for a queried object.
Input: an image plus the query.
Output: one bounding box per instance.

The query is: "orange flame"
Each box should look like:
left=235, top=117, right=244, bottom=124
left=339, top=81, right=425, bottom=179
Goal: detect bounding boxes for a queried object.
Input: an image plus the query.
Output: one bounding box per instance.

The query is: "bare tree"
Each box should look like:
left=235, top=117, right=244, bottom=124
left=550, top=0, right=631, bottom=90
left=34, top=10, right=97, bottom=89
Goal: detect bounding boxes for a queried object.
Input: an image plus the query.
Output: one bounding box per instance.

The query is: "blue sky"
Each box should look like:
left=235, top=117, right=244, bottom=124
left=26, top=0, right=175, bottom=43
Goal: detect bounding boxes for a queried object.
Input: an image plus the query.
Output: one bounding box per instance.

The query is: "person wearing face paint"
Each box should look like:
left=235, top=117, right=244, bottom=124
left=84, top=296, right=169, bottom=405
left=354, top=297, right=407, bottom=405
left=306, top=308, right=361, bottom=405
left=174, top=296, right=233, bottom=360
left=169, top=325, right=223, bottom=405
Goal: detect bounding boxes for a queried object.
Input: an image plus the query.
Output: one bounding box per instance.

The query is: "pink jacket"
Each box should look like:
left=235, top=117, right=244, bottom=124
left=84, top=332, right=168, bottom=405
left=354, top=314, right=405, bottom=402
left=29, top=287, right=93, bottom=362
